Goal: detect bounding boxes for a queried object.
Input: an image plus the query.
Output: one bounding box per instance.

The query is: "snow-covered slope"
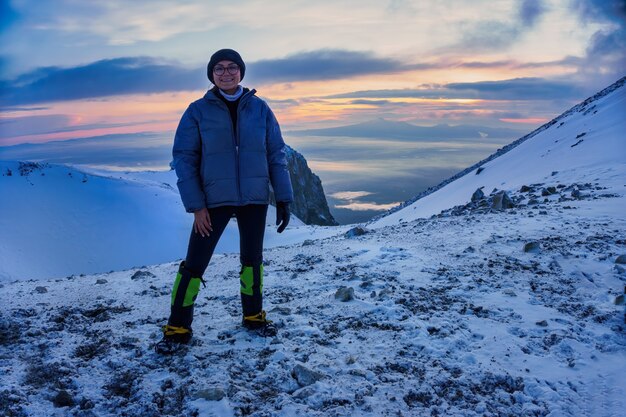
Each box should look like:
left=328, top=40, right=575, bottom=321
left=370, top=77, right=626, bottom=227
left=0, top=163, right=322, bottom=281
left=1, top=176, right=624, bottom=416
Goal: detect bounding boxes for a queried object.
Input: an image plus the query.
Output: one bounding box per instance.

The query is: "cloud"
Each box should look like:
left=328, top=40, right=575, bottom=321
left=330, top=191, right=373, bottom=200
left=571, top=0, right=626, bottom=86
left=324, top=77, right=579, bottom=101
left=1, top=49, right=427, bottom=105
left=519, top=0, right=546, bottom=27
left=247, top=49, right=410, bottom=83
left=334, top=201, right=402, bottom=212
left=349, top=99, right=391, bottom=106
left=1, top=57, right=205, bottom=106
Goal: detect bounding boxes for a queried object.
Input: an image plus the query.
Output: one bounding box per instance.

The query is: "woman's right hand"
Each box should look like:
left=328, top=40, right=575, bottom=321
left=193, top=208, right=213, bottom=237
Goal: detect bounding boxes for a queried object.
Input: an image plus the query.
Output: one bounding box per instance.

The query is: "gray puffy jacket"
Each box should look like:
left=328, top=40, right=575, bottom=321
left=172, top=89, right=294, bottom=212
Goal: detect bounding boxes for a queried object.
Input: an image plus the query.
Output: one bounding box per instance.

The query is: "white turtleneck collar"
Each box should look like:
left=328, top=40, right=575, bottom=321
left=219, top=86, right=243, bottom=101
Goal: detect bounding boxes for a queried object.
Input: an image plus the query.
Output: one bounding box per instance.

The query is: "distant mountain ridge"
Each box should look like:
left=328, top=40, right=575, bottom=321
left=288, top=118, right=525, bottom=141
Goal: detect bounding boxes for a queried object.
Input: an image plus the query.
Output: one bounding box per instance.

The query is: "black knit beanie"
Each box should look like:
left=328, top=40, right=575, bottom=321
left=207, top=49, right=246, bottom=84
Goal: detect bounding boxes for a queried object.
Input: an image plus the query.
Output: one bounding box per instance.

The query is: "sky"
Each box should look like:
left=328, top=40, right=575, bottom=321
left=0, top=0, right=625, bottom=222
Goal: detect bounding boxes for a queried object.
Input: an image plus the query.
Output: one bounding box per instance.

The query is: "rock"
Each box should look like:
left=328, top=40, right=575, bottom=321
left=475, top=167, right=485, bottom=175
left=34, top=286, right=48, bottom=294
left=615, top=294, right=625, bottom=306
left=301, top=239, right=315, bottom=246
left=193, top=387, right=226, bottom=401
left=523, top=242, right=541, bottom=253
left=292, top=364, right=324, bottom=387
left=541, top=187, right=557, bottom=196
left=528, top=198, right=539, bottom=205
left=463, top=246, right=476, bottom=253
left=520, top=185, right=532, bottom=193
left=491, top=191, right=515, bottom=210
left=571, top=189, right=581, bottom=199
left=345, top=226, right=369, bottom=238
left=96, top=279, right=108, bottom=284
left=335, top=286, right=355, bottom=302
left=471, top=188, right=485, bottom=202
left=615, top=255, right=626, bottom=264
left=535, top=320, right=548, bottom=327
left=503, top=289, right=517, bottom=297
left=52, top=390, right=74, bottom=408
left=292, top=386, right=317, bottom=399
left=131, top=270, right=156, bottom=280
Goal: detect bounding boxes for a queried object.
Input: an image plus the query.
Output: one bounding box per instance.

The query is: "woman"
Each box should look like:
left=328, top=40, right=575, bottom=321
left=156, top=49, right=293, bottom=354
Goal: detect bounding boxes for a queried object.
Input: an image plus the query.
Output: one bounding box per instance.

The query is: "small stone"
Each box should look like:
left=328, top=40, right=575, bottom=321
left=370, top=290, right=376, bottom=298
left=536, top=320, right=548, bottom=327
left=541, top=187, right=557, bottom=196
left=471, top=188, right=485, bottom=202
left=345, top=226, right=369, bottom=238
left=463, top=246, right=476, bottom=253
left=193, top=387, right=225, bottom=401
left=615, top=295, right=625, bottom=306
left=131, top=270, right=156, bottom=280
left=491, top=191, right=515, bottom=210
left=335, top=286, right=355, bottom=302
left=292, top=386, right=317, bottom=399
left=35, top=286, right=48, bottom=294
left=571, top=189, right=581, bottom=198
left=615, top=255, right=626, bottom=264
left=503, top=289, right=517, bottom=297
left=523, top=242, right=541, bottom=253
left=96, top=279, right=108, bottom=284
left=302, top=239, right=315, bottom=246
left=292, top=364, right=324, bottom=387
left=520, top=185, right=532, bottom=193
left=52, top=390, right=74, bottom=408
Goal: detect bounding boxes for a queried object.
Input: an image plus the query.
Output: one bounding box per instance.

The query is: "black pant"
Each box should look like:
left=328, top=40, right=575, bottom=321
left=185, top=204, right=268, bottom=275
left=168, top=204, right=268, bottom=328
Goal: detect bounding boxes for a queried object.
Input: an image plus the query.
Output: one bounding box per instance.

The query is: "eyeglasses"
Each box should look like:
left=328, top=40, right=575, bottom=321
left=213, top=64, right=240, bottom=76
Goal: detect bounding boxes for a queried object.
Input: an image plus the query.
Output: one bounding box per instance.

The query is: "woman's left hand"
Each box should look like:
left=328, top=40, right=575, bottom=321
left=276, top=202, right=290, bottom=233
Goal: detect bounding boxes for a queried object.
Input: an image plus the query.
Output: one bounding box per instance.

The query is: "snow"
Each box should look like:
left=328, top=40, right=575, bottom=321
left=0, top=79, right=625, bottom=416
left=0, top=164, right=326, bottom=281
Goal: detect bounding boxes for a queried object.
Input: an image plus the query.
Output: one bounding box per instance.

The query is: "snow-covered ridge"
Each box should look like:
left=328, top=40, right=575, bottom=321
left=369, top=75, right=626, bottom=226
left=0, top=162, right=333, bottom=281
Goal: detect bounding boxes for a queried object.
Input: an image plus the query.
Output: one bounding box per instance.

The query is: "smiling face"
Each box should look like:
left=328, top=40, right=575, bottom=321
left=212, top=60, right=241, bottom=94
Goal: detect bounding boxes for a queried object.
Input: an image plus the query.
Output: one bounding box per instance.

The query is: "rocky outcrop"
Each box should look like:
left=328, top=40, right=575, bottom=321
left=271, top=146, right=337, bottom=226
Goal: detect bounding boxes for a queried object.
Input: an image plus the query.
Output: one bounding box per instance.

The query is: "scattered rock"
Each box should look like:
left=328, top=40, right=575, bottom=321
left=571, top=189, right=581, bottom=199
left=345, top=226, right=369, bottom=238
left=471, top=188, right=485, bottom=202
left=52, top=390, right=74, bottom=408
left=615, top=255, right=626, bottom=264
left=523, top=242, right=541, bottom=253
left=542, top=187, right=557, bottom=196
left=491, top=191, right=515, bottom=210
left=96, top=278, right=108, bottom=284
left=536, top=320, right=548, bottom=327
left=302, top=239, right=315, bottom=246
left=131, top=270, right=156, bottom=280
left=292, top=386, right=317, bottom=399
left=292, top=364, right=325, bottom=387
left=615, top=294, right=625, bottom=306
left=476, top=167, right=485, bottom=175
left=34, top=286, right=48, bottom=294
left=335, top=286, right=355, bottom=302
left=193, top=387, right=225, bottom=401
left=463, top=246, right=476, bottom=253
left=503, top=289, right=517, bottom=297
left=519, top=185, right=532, bottom=193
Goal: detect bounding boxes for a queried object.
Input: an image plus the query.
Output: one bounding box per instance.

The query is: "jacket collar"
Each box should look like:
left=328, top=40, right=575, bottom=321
left=203, top=86, right=256, bottom=103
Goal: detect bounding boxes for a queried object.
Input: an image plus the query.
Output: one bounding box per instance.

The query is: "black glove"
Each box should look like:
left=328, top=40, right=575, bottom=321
left=276, top=202, right=290, bottom=233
